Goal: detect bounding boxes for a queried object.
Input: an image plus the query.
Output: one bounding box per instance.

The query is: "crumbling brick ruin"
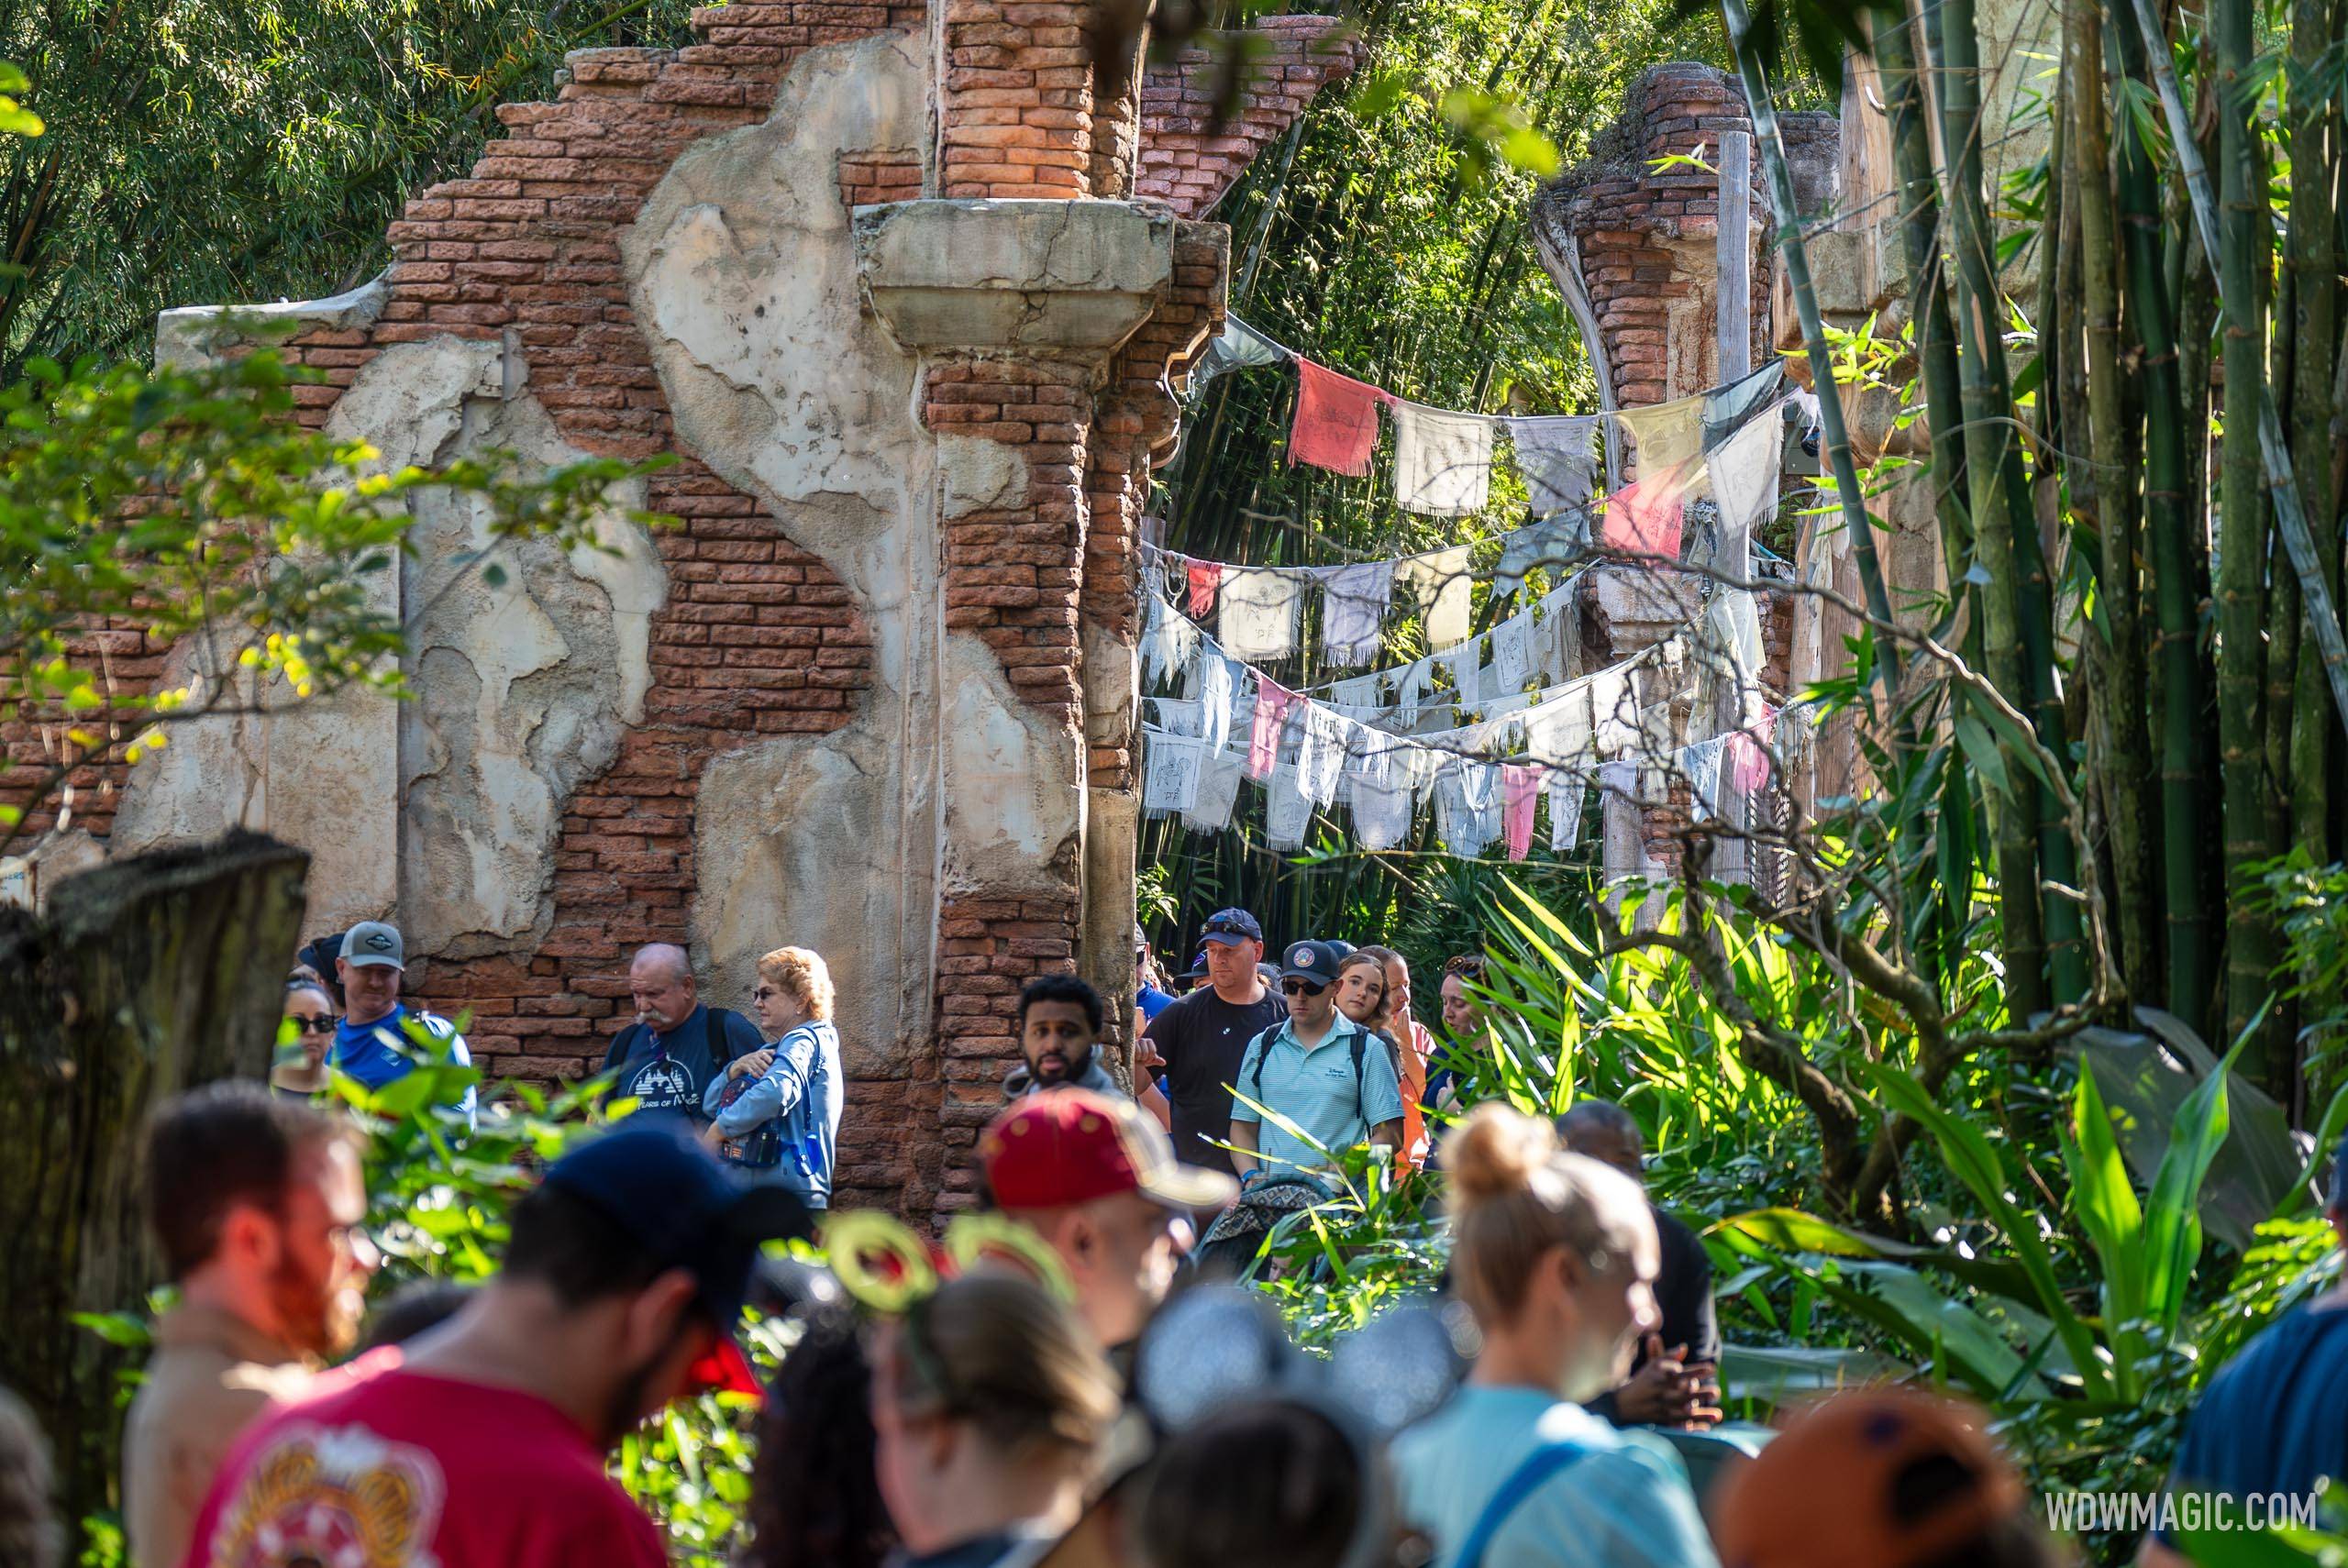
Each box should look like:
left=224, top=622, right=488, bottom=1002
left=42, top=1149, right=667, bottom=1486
left=54, top=4, right=1357, bottom=1220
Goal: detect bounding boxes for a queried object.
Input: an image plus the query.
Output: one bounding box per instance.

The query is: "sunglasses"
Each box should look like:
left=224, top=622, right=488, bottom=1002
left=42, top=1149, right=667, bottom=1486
left=751, top=986, right=779, bottom=1002
left=288, top=1013, right=336, bottom=1034
left=1281, top=977, right=1327, bottom=997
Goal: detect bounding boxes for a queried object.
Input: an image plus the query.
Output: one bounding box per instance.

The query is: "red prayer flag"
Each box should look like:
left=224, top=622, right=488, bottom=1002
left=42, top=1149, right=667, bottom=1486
left=1600, top=474, right=1685, bottom=561
left=1289, top=359, right=1390, bottom=477
left=1187, top=560, right=1223, bottom=620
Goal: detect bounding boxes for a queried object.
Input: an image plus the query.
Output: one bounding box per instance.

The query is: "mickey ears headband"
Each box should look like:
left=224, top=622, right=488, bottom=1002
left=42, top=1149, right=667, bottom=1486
left=820, top=1209, right=1076, bottom=1314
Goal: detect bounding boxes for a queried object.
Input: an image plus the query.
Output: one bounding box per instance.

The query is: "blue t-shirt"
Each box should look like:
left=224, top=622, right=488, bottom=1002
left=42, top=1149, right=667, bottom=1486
left=2161, top=1296, right=2348, bottom=1540
left=1392, top=1385, right=1719, bottom=1568
left=1138, top=985, right=1179, bottom=1022
left=331, top=1005, right=476, bottom=1119
left=602, top=1003, right=761, bottom=1124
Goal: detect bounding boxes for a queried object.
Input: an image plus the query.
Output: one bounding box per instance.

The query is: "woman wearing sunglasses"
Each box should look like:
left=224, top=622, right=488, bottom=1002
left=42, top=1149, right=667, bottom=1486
left=271, top=978, right=339, bottom=1097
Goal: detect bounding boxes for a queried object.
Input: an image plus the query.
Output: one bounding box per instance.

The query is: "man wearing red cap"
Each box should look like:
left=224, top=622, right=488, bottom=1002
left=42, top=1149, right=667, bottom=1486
left=980, top=1088, right=1237, bottom=1356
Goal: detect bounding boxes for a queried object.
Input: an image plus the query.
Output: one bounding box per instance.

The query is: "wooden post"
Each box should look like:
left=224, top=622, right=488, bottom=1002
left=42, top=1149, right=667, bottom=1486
left=0, top=831, right=307, bottom=1553
left=1714, top=130, right=1755, bottom=882
left=1717, top=130, right=1754, bottom=383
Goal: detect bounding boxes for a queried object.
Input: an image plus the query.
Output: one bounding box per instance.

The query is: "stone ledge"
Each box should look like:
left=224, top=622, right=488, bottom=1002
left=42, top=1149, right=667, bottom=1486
left=853, top=199, right=1173, bottom=354
left=155, top=271, right=393, bottom=369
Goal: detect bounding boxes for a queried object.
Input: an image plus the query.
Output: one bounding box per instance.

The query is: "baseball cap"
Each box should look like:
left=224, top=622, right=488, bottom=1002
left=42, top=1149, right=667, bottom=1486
left=1713, top=1388, right=2025, bottom=1568
left=542, top=1125, right=814, bottom=1397
left=1180, top=950, right=1211, bottom=979
left=981, top=1088, right=1238, bottom=1212
left=341, top=921, right=405, bottom=970
left=1198, top=909, right=1263, bottom=946
left=1279, top=940, right=1345, bottom=988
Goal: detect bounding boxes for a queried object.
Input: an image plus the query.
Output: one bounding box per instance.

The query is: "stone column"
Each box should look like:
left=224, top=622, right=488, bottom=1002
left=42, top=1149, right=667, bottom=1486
left=858, top=198, right=1173, bottom=1217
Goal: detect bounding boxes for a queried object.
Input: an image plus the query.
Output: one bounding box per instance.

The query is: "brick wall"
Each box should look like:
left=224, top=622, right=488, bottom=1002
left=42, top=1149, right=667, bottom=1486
left=837, top=149, right=925, bottom=207
left=927, top=359, right=1096, bottom=723
left=929, top=893, right=1081, bottom=1215
left=937, top=0, right=1109, bottom=199
left=1135, top=18, right=1362, bottom=220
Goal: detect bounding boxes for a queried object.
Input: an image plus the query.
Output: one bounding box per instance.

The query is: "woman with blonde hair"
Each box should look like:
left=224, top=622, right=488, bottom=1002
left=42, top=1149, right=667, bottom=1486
left=1390, top=1104, right=1717, bottom=1568
left=870, top=1272, right=1120, bottom=1568
left=703, top=946, right=844, bottom=1205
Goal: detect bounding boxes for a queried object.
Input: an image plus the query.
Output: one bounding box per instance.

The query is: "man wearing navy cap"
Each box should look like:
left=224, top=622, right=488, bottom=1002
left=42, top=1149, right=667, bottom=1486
left=1229, top=939, right=1404, bottom=1183
left=1136, top=908, right=1285, bottom=1178
left=175, top=1127, right=809, bottom=1568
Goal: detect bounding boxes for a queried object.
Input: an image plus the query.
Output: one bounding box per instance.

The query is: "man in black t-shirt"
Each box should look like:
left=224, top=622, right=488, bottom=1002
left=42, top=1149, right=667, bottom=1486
left=599, top=944, right=761, bottom=1125
left=1138, top=909, right=1286, bottom=1177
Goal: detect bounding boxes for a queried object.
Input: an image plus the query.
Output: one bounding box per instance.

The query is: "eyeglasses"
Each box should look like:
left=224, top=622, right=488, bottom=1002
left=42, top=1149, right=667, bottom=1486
left=751, top=986, right=779, bottom=1002
left=287, top=1013, right=336, bottom=1034
left=1280, top=977, right=1327, bottom=997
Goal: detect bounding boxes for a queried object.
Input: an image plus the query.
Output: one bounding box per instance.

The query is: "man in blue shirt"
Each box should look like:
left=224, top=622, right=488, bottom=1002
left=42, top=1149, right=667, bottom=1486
left=599, top=943, right=761, bottom=1126
left=331, top=921, right=476, bottom=1121
left=1229, top=939, right=1404, bottom=1182
left=2142, top=1132, right=2348, bottom=1564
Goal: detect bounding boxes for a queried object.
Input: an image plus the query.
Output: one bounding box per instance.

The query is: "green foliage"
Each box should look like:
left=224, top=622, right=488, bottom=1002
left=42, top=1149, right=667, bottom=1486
left=0, top=345, right=670, bottom=853
left=0, top=1, right=700, bottom=370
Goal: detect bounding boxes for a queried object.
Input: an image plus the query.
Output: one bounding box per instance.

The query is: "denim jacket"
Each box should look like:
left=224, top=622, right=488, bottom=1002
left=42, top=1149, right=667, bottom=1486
left=702, top=1020, right=842, bottom=1205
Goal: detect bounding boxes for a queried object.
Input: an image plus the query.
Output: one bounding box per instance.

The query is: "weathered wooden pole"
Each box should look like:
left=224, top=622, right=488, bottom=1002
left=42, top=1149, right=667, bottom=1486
left=0, top=831, right=307, bottom=1551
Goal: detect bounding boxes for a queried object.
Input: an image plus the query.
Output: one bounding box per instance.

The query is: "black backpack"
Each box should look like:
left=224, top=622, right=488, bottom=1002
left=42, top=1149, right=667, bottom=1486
left=1243, top=1022, right=1370, bottom=1113
left=600, top=1005, right=748, bottom=1086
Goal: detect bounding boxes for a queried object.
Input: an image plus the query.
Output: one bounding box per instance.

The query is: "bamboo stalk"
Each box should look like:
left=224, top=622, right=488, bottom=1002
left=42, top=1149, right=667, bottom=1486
left=2287, top=0, right=2339, bottom=864
left=1872, top=4, right=1972, bottom=646
left=1930, top=0, right=2077, bottom=1010
left=2127, top=0, right=2348, bottom=734
left=2113, top=3, right=2216, bottom=1018
left=2069, top=0, right=2157, bottom=996
left=2193, top=0, right=2276, bottom=1060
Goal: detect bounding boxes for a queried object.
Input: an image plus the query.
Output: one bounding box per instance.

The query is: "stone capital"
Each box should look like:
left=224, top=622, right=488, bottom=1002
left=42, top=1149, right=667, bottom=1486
left=853, top=199, right=1174, bottom=358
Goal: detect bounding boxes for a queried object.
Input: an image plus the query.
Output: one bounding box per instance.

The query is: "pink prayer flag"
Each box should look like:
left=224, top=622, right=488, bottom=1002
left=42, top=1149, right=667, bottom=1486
left=1728, top=711, right=1778, bottom=791
left=1187, top=560, right=1223, bottom=620
left=1502, top=763, right=1545, bottom=861
left=1289, top=359, right=1390, bottom=477
left=1600, top=474, right=1685, bottom=561
left=1248, top=679, right=1297, bottom=781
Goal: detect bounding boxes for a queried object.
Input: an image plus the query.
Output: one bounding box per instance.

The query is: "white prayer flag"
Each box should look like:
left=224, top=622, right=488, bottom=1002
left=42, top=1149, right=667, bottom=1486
left=1191, top=654, right=1235, bottom=752
left=1548, top=769, right=1589, bottom=850
left=1490, top=612, right=1534, bottom=697
left=1401, top=547, right=1475, bottom=649
left=1391, top=401, right=1496, bottom=516
left=1184, top=748, right=1246, bottom=832
left=1141, top=733, right=1204, bottom=814
left=1264, top=763, right=1313, bottom=849
left=1296, top=702, right=1351, bottom=807
left=1219, top=568, right=1302, bottom=659
left=1319, top=560, right=1395, bottom=664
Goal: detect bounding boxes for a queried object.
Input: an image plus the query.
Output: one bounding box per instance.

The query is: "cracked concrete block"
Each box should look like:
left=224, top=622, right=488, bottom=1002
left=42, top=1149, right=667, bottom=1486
left=155, top=271, right=392, bottom=369
left=939, top=633, right=1083, bottom=895
left=938, top=434, right=1029, bottom=518
left=854, top=199, right=1174, bottom=354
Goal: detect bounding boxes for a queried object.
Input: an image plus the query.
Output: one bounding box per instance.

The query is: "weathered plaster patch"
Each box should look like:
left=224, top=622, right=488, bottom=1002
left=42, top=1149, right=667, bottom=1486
left=387, top=366, right=667, bottom=959
left=937, top=632, right=1083, bottom=891
left=622, top=31, right=947, bottom=1060
left=155, top=271, right=391, bottom=369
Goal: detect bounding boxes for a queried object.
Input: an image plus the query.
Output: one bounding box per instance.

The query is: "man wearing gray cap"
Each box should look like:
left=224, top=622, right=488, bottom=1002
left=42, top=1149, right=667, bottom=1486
left=332, top=920, right=476, bottom=1119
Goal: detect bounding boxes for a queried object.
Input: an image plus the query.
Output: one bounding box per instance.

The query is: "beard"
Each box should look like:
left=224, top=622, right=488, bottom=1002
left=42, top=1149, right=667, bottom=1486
left=597, top=1316, right=701, bottom=1447
left=271, top=1253, right=357, bottom=1358
left=1029, top=1047, right=1091, bottom=1086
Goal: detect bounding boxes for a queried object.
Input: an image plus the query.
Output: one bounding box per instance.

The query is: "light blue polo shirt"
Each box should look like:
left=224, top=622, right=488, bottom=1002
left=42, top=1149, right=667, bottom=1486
left=1229, top=1013, right=1404, bottom=1174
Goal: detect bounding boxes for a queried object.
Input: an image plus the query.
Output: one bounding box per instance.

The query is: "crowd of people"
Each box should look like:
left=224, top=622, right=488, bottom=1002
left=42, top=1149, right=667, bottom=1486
left=1, top=903, right=2342, bottom=1568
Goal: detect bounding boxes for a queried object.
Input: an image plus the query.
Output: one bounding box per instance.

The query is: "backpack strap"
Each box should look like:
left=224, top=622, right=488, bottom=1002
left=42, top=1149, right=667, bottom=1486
left=704, top=1004, right=735, bottom=1066
left=1453, top=1438, right=1589, bottom=1568
left=1245, top=1023, right=1285, bottom=1102
left=601, top=1021, right=647, bottom=1074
